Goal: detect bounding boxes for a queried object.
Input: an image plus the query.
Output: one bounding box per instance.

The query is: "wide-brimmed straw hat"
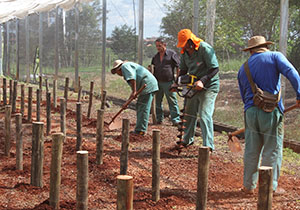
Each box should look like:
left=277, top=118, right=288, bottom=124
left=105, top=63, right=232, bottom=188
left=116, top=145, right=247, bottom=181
left=242, top=36, right=274, bottom=51
left=111, top=59, right=124, bottom=74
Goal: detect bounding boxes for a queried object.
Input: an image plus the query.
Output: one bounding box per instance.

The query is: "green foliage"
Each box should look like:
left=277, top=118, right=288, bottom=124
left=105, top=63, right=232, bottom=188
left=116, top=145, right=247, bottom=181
left=160, top=0, right=206, bottom=51
left=144, top=43, right=157, bottom=61
left=160, top=0, right=299, bottom=63
left=109, top=24, right=137, bottom=61
left=219, top=59, right=245, bottom=73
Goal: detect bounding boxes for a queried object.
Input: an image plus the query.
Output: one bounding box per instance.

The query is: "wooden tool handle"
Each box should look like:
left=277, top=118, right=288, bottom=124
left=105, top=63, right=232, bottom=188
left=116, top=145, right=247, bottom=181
left=229, top=128, right=245, bottom=137
left=284, top=104, right=298, bottom=113
left=228, top=104, right=298, bottom=138
left=108, top=84, right=147, bottom=125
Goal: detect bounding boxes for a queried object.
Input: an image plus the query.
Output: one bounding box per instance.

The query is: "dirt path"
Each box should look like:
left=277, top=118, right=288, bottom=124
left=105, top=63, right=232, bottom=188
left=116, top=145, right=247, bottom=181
left=0, top=84, right=299, bottom=209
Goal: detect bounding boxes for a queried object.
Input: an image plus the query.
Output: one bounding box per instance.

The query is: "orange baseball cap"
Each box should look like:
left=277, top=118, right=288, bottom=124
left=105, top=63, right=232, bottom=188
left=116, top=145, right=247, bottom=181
left=177, top=29, right=202, bottom=53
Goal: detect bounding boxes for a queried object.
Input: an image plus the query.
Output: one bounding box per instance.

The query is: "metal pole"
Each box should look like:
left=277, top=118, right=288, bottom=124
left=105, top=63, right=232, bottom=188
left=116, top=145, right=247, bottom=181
left=192, top=0, right=199, bottom=34
left=101, top=0, right=107, bottom=93
left=6, top=21, right=10, bottom=76
left=75, top=5, right=79, bottom=88
left=39, top=12, right=44, bottom=76
left=137, top=0, right=144, bottom=65
left=55, top=7, right=59, bottom=79
left=25, top=17, right=30, bottom=83
left=0, top=24, right=3, bottom=76
left=2, top=23, right=7, bottom=75
left=16, top=20, right=20, bottom=80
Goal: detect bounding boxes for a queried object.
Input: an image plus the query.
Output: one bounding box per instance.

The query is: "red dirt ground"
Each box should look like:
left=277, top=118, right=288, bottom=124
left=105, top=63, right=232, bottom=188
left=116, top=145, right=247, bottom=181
left=0, top=83, right=300, bottom=210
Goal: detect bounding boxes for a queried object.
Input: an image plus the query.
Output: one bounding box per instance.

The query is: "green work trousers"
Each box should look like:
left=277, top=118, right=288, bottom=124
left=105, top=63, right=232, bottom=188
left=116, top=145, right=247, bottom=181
left=135, top=92, right=155, bottom=133
left=243, top=106, right=283, bottom=191
left=183, top=88, right=218, bottom=150
left=156, top=81, right=180, bottom=123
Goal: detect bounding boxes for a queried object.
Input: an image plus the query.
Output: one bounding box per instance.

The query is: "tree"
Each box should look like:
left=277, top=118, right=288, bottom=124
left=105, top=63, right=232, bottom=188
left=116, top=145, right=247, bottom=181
left=160, top=0, right=299, bottom=62
left=109, top=24, right=137, bottom=61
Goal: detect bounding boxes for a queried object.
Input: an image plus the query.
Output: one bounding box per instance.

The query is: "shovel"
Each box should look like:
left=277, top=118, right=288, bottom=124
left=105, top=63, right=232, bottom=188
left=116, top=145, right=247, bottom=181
left=227, top=103, right=299, bottom=153
left=107, top=84, right=147, bottom=130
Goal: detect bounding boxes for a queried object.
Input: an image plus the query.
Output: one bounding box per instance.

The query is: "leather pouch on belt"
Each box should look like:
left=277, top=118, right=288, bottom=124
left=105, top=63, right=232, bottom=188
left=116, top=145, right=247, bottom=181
left=253, top=85, right=280, bottom=112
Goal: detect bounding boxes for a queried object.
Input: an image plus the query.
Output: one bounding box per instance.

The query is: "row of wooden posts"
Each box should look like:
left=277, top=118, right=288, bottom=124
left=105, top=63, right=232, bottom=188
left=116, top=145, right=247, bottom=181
left=1, top=76, right=274, bottom=210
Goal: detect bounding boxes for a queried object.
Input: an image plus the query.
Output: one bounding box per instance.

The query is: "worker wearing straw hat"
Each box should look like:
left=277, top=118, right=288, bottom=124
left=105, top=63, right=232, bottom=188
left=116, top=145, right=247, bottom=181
left=111, top=60, right=158, bottom=135
left=176, top=29, right=220, bottom=151
left=238, top=35, right=300, bottom=194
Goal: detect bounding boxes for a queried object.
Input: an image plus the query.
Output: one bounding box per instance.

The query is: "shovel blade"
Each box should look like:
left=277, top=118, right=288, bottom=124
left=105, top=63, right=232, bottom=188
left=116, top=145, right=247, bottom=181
left=228, top=136, right=243, bottom=153
left=108, top=120, right=123, bottom=130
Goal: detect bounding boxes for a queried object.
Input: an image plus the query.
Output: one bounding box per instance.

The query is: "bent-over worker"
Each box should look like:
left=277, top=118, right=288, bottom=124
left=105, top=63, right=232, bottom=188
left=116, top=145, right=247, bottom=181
left=111, top=60, right=159, bottom=135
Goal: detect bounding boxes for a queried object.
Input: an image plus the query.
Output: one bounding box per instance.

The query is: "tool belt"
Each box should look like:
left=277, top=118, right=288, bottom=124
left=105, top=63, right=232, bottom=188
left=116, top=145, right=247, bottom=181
left=244, top=61, right=280, bottom=113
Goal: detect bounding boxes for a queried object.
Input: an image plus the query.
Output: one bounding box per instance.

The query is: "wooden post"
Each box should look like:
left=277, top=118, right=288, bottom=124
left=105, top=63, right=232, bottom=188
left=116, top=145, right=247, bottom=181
left=36, top=89, right=41, bottom=122
left=100, top=90, right=107, bottom=110
left=45, top=78, right=49, bottom=93
left=117, top=175, right=133, bottom=210
left=60, top=98, right=66, bottom=136
left=53, top=79, right=57, bottom=108
left=64, top=77, right=69, bottom=108
left=75, top=76, right=81, bottom=93
left=77, top=86, right=82, bottom=102
left=152, top=129, right=160, bottom=202
left=31, top=122, right=44, bottom=187
left=9, top=79, right=12, bottom=105
left=3, top=78, right=7, bottom=105
left=46, top=92, right=51, bottom=136
left=196, top=147, right=210, bottom=210
left=205, top=0, right=217, bottom=46
left=77, top=77, right=81, bottom=102
left=15, top=113, right=23, bottom=170
left=150, top=65, right=157, bottom=124
left=120, top=119, right=130, bottom=175
left=192, top=0, right=199, bottom=34
left=151, top=96, right=157, bottom=125
left=4, top=105, right=12, bottom=156
left=96, top=109, right=104, bottom=165
left=279, top=0, right=289, bottom=103
left=28, top=86, right=33, bottom=122
left=257, top=166, right=273, bottom=210
left=76, top=151, right=89, bottom=210
left=21, top=84, right=25, bottom=116
left=39, top=75, right=42, bottom=101
left=49, top=133, right=65, bottom=209
left=76, top=102, right=82, bottom=151
left=87, top=81, right=94, bottom=119
left=12, top=80, right=17, bottom=113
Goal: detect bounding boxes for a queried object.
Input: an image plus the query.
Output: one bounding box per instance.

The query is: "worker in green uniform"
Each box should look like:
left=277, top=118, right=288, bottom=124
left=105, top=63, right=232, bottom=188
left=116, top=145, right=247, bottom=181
left=111, top=60, right=159, bottom=135
left=176, top=29, right=220, bottom=151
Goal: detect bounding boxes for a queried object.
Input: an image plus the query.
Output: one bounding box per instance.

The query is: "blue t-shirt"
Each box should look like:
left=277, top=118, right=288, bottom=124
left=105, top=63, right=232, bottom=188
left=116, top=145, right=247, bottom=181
left=121, top=62, right=158, bottom=95
left=238, top=51, right=300, bottom=113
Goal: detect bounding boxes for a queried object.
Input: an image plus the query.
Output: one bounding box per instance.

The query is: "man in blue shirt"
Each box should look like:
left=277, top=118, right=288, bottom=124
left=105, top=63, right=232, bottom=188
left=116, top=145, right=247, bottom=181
left=151, top=38, right=180, bottom=125
left=111, top=60, right=159, bottom=135
left=238, top=36, right=300, bottom=194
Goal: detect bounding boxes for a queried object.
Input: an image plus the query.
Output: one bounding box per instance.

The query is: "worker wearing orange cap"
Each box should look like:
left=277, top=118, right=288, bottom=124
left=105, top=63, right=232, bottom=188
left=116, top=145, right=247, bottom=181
left=176, top=29, right=219, bottom=151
